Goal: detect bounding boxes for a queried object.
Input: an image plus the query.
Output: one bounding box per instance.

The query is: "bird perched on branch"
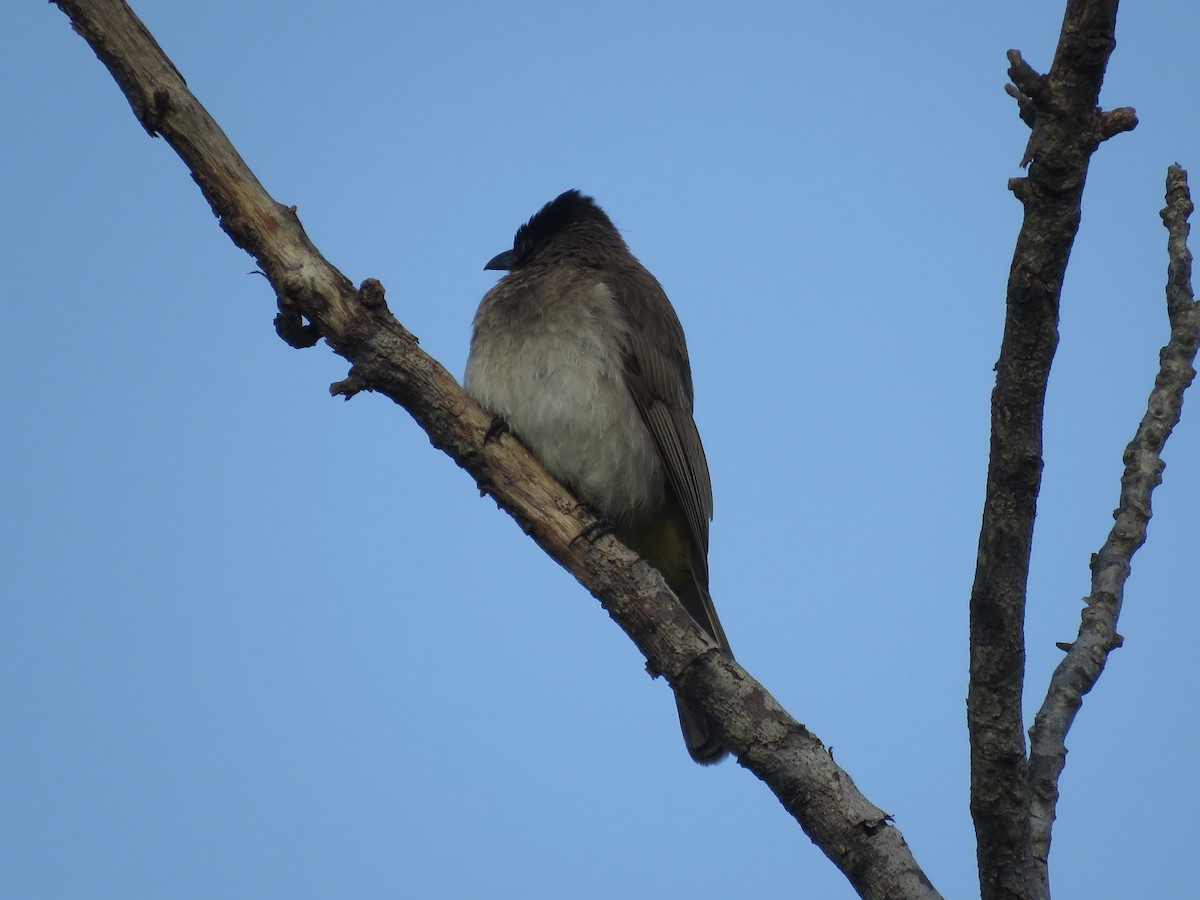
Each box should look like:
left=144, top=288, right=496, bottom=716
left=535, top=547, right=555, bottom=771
left=465, top=189, right=731, bottom=764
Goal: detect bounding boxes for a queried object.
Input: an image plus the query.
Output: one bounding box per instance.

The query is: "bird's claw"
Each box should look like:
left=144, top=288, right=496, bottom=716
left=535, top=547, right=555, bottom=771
left=484, top=416, right=510, bottom=444
left=571, top=516, right=617, bottom=547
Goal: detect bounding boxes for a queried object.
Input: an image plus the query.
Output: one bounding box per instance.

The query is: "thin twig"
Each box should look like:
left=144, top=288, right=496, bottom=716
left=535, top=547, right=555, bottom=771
left=1027, top=165, right=1197, bottom=885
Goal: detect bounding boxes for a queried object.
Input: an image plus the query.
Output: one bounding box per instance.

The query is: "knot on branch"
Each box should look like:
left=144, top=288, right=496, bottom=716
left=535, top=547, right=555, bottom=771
left=1006, top=50, right=1045, bottom=96
left=140, top=85, right=173, bottom=136
left=1008, top=176, right=1032, bottom=204
left=357, top=277, right=390, bottom=311
left=1004, top=83, right=1037, bottom=130
left=1098, top=107, right=1138, bottom=143
left=857, top=813, right=895, bottom=835
left=274, top=305, right=321, bottom=348
left=274, top=273, right=322, bottom=348
left=329, top=370, right=367, bottom=401
left=1005, top=50, right=1046, bottom=134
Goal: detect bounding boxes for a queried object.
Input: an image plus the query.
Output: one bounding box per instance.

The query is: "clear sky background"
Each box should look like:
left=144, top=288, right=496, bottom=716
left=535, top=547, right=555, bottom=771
left=4, top=2, right=1198, bottom=898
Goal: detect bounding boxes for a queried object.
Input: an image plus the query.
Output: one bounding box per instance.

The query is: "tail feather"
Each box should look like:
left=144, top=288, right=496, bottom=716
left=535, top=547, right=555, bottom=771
left=674, top=574, right=732, bottom=764
left=675, top=692, right=728, bottom=765
left=615, top=511, right=732, bottom=763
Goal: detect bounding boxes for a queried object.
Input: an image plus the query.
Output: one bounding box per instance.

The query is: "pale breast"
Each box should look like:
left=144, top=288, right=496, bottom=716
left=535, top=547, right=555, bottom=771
left=465, top=278, right=666, bottom=519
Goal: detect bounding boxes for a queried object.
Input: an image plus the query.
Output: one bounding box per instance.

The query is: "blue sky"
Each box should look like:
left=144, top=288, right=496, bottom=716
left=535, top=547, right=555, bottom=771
left=4, top=2, right=1198, bottom=897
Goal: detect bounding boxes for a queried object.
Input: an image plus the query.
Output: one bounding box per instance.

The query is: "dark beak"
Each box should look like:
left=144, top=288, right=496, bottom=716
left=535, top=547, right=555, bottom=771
left=484, top=249, right=517, bottom=271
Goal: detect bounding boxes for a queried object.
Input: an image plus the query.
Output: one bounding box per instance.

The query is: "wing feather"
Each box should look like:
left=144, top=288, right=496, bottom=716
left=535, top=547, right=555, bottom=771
left=610, top=271, right=713, bottom=582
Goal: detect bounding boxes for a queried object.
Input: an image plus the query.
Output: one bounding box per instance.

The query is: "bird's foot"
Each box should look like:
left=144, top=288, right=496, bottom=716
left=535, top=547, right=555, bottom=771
left=570, top=515, right=617, bottom=547
left=483, top=415, right=510, bottom=444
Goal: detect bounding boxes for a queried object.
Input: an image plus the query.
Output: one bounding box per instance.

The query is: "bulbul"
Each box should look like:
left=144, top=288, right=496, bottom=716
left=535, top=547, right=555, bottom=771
left=465, top=189, right=732, bottom=764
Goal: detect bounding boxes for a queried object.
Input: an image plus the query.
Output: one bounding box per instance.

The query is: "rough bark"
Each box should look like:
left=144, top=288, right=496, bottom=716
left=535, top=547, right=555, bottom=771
left=970, top=2, right=1132, bottom=898
left=50, top=1, right=941, bottom=897
left=1026, top=165, right=1197, bottom=890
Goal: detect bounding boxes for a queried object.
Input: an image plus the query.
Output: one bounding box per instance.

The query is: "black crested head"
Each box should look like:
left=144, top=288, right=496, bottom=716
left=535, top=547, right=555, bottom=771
left=522, top=189, right=615, bottom=241
left=487, top=190, right=620, bottom=271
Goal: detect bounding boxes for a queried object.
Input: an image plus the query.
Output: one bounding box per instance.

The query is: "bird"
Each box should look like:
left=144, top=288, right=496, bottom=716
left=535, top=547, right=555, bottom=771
left=465, top=189, right=732, bottom=764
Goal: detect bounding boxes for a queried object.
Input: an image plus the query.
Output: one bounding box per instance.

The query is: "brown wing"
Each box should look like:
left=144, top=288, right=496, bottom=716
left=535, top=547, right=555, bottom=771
left=608, top=267, right=713, bottom=582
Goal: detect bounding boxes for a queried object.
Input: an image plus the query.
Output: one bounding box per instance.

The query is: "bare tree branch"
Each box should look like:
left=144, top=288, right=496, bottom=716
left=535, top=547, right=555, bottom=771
left=50, top=1, right=942, bottom=896
left=1027, top=165, right=1197, bottom=888
left=970, top=3, right=1129, bottom=899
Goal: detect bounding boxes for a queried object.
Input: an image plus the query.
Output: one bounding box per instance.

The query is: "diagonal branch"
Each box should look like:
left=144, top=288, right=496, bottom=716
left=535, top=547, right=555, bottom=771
left=1027, top=165, right=1197, bottom=888
left=50, top=1, right=941, bottom=897
left=969, top=3, right=1130, bottom=899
